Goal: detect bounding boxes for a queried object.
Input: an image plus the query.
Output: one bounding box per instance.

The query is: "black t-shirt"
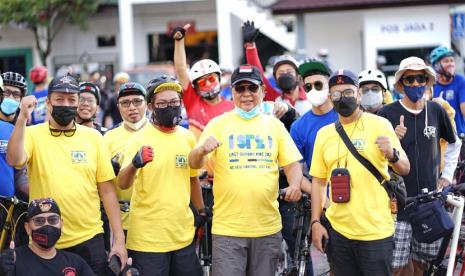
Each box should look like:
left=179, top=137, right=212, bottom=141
left=378, top=100, right=456, bottom=198
left=14, top=245, right=95, bottom=276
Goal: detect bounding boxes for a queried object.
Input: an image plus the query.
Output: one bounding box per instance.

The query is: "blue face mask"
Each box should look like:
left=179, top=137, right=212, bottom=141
left=403, top=85, right=425, bottom=103
left=0, top=98, right=20, bottom=116
left=235, top=105, right=261, bottom=120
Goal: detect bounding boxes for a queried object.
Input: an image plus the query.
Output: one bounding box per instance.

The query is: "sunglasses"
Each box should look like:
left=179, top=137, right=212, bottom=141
left=233, top=84, right=260, bottom=94
left=49, top=122, right=76, bottom=137
left=31, top=214, right=60, bottom=226
left=329, top=89, right=355, bottom=101
left=3, top=89, right=22, bottom=99
left=118, top=98, right=144, bottom=108
left=303, top=81, right=324, bottom=92
left=196, top=75, right=218, bottom=87
left=402, top=74, right=428, bottom=85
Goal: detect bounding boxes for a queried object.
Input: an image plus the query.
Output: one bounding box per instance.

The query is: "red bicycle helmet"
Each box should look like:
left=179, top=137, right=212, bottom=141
left=29, top=65, right=48, bottom=85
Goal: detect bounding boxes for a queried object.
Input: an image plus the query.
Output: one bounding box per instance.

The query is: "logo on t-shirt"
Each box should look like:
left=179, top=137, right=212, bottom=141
left=352, top=139, right=365, bottom=151
left=71, top=151, right=87, bottom=164
left=424, top=126, right=436, bottom=139
left=62, top=267, right=76, bottom=276
left=445, top=89, right=454, bottom=101
left=175, top=154, right=188, bottom=168
left=0, top=140, right=7, bottom=154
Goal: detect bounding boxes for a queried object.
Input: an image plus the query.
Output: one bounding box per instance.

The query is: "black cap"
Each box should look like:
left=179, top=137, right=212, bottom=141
left=49, top=74, right=80, bottom=94
left=231, top=65, right=263, bottom=86
left=27, top=198, right=61, bottom=220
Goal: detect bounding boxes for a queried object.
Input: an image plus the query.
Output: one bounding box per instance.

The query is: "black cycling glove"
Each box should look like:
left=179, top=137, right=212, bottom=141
left=242, top=20, right=259, bottom=43
left=171, top=27, right=186, bottom=41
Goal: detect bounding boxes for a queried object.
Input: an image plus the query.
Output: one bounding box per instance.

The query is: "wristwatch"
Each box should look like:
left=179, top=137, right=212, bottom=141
left=388, top=148, right=400, bottom=163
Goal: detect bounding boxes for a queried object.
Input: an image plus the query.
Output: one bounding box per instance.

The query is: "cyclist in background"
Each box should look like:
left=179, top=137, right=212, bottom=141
left=118, top=75, right=205, bottom=275
left=242, top=20, right=311, bottom=115
left=76, top=82, right=107, bottom=135
left=28, top=65, right=49, bottom=125
left=358, top=69, right=391, bottom=114
left=430, top=46, right=465, bottom=136
left=0, top=72, right=29, bottom=199
left=173, top=24, right=234, bottom=139
left=104, top=82, right=150, bottom=243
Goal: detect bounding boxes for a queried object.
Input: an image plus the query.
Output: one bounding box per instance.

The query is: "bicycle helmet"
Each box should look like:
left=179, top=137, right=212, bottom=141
left=190, top=59, right=221, bottom=83
left=298, top=58, right=331, bottom=78
left=79, top=82, right=101, bottom=105
left=29, top=65, right=48, bottom=85
left=273, top=55, right=299, bottom=78
left=430, top=46, right=454, bottom=65
left=358, top=69, right=388, bottom=90
left=1, top=72, right=27, bottom=95
left=113, top=72, right=130, bottom=84
left=146, top=74, right=182, bottom=103
left=118, top=82, right=147, bottom=100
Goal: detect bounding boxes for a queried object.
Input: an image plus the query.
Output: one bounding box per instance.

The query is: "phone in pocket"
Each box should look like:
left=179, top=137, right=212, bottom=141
left=330, top=168, right=350, bottom=203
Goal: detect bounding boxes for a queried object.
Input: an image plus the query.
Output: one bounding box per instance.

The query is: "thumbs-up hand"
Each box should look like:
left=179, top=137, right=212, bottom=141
left=1, top=241, right=16, bottom=275
left=432, top=91, right=446, bottom=106
left=395, top=115, right=407, bottom=140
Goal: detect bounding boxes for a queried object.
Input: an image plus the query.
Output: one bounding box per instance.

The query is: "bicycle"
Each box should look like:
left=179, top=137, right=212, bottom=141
left=0, top=195, right=28, bottom=252
left=403, top=185, right=465, bottom=276
left=196, top=171, right=213, bottom=276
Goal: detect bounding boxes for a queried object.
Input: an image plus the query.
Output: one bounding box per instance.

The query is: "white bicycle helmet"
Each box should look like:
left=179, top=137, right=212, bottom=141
left=190, top=59, right=222, bottom=83
left=358, top=69, right=388, bottom=90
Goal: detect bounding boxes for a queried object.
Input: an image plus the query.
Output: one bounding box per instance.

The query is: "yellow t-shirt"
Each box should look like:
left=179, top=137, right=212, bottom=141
left=103, top=123, right=150, bottom=230
left=199, top=111, right=302, bottom=237
left=123, top=125, right=198, bottom=252
left=24, top=122, right=115, bottom=248
left=310, top=113, right=403, bottom=240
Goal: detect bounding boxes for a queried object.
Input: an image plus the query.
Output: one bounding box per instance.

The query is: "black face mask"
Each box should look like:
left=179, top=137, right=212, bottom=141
left=332, top=97, right=358, bottom=117
left=51, top=105, right=77, bottom=127
left=277, top=73, right=298, bottom=92
left=31, top=225, right=61, bottom=249
left=153, top=106, right=182, bottom=128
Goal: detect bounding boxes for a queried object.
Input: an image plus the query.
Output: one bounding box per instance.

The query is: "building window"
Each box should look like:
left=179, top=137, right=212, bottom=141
left=97, top=35, right=116, bottom=47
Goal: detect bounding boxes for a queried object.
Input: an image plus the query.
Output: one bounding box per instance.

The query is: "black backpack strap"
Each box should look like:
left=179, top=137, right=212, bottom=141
left=334, top=120, right=385, bottom=183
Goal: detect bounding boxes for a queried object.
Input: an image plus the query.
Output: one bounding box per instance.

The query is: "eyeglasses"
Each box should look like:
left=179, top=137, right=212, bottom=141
left=49, top=122, right=76, bottom=137
left=3, top=89, right=22, bottom=100
left=79, top=97, right=97, bottom=105
left=233, top=84, right=260, bottom=94
left=329, top=89, right=355, bottom=101
left=154, top=100, right=181, bottom=108
left=361, top=86, right=382, bottom=94
left=196, top=75, right=218, bottom=87
left=118, top=98, right=145, bottom=108
left=402, top=74, right=428, bottom=85
left=31, top=214, right=60, bottom=226
left=303, top=81, right=324, bottom=92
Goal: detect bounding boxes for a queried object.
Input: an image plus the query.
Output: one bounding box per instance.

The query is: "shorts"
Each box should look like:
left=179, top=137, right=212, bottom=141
left=392, top=221, right=441, bottom=268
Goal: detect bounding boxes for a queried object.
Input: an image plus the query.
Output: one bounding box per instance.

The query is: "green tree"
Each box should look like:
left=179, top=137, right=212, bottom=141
left=0, top=0, right=99, bottom=66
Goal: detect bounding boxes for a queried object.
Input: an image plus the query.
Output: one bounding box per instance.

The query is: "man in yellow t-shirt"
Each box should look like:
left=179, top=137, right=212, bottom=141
left=310, top=69, right=410, bottom=276
left=189, top=65, right=303, bottom=276
left=118, top=75, right=205, bottom=275
left=6, top=74, right=127, bottom=276
left=103, top=82, right=149, bottom=236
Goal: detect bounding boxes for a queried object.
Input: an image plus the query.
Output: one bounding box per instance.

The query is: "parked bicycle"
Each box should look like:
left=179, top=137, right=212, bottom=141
left=0, top=195, right=28, bottom=252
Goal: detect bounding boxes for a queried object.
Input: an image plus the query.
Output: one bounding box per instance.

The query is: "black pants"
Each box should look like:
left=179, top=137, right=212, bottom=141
left=329, top=228, right=393, bottom=276
left=129, top=243, right=201, bottom=276
left=63, top=233, right=108, bottom=276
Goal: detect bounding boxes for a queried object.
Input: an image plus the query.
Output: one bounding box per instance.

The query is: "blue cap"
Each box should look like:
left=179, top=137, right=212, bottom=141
left=328, top=69, right=359, bottom=88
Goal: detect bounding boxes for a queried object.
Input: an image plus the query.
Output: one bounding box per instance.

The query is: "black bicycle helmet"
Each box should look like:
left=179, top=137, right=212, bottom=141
left=79, top=82, right=101, bottom=105
left=146, top=74, right=183, bottom=103
left=1, top=72, right=27, bottom=95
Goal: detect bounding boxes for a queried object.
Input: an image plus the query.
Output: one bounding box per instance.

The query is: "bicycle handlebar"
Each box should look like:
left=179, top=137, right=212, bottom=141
left=405, top=183, right=465, bottom=206
left=0, top=195, right=28, bottom=207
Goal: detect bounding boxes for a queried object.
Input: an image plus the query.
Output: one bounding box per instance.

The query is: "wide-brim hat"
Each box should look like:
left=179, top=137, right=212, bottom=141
left=394, top=56, right=436, bottom=92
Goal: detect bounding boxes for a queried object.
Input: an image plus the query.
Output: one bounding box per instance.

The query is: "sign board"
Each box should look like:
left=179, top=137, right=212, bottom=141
left=452, top=13, right=465, bottom=39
